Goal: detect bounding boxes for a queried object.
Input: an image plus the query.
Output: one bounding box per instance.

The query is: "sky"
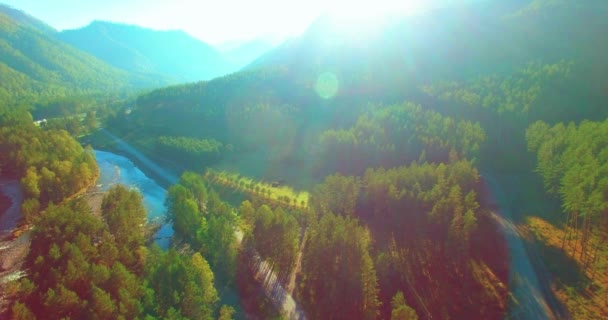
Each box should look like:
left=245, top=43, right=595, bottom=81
left=1, top=0, right=329, bottom=44
left=1, top=0, right=442, bottom=45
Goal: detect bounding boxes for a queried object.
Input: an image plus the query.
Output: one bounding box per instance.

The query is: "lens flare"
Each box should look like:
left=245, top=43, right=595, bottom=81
left=315, top=72, right=339, bottom=99
left=327, top=0, right=426, bottom=22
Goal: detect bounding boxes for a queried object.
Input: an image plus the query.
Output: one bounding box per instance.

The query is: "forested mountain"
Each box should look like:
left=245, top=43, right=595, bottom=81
left=4, top=0, right=608, bottom=319
left=0, top=3, right=54, bottom=34
left=119, top=0, right=608, bottom=178
left=98, top=2, right=608, bottom=318
left=0, top=4, right=162, bottom=108
left=250, top=0, right=607, bottom=83
left=59, top=21, right=234, bottom=82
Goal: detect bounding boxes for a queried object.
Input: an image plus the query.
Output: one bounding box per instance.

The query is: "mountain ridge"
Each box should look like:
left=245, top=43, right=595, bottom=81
left=0, top=4, right=152, bottom=107
left=59, top=20, right=234, bottom=82
left=0, top=3, right=55, bottom=34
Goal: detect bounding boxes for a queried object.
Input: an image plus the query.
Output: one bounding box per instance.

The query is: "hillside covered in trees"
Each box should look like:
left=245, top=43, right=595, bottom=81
left=2, top=0, right=608, bottom=319
left=0, top=4, right=164, bottom=109
left=100, top=1, right=608, bottom=319
left=58, top=21, right=234, bottom=83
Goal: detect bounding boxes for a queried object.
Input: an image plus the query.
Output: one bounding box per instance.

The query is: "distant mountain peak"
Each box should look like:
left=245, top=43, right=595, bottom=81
left=58, top=21, right=233, bottom=82
left=87, top=20, right=184, bottom=34
left=0, top=3, right=56, bottom=34
left=0, top=5, right=165, bottom=105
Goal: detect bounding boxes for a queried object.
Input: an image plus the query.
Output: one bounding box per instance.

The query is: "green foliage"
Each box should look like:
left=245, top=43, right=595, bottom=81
left=362, top=160, right=480, bottom=228
left=423, top=61, right=574, bottom=115
left=317, top=102, right=486, bottom=176
left=12, top=1, right=608, bottom=318
left=205, top=170, right=309, bottom=208
left=299, top=213, right=379, bottom=319
left=157, top=136, right=225, bottom=168
left=107, top=67, right=317, bottom=177
left=101, top=185, right=147, bottom=269
left=391, top=291, right=418, bottom=320
left=527, top=119, right=608, bottom=216
left=11, top=302, right=35, bottom=320
left=143, top=248, right=219, bottom=320
left=422, top=56, right=608, bottom=174
left=168, top=172, right=238, bottom=280
left=16, top=198, right=144, bottom=319
left=303, top=160, right=506, bottom=319
left=203, top=211, right=238, bottom=279
left=0, top=6, right=157, bottom=109
left=179, top=171, right=209, bottom=203
left=246, top=204, right=300, bottom=273
left=20, top=198, right=40, bottom=227
left=167, top=184, right=201, bottom=243
left=0, top=109, right=98, bottom=221
left=527, top=119, right=608, bottom=267
left=238, top=200, right=255, bottom=230
left=310, top=174, right=360, bottom=217
left=218, top=305, right=236, bottom=320
left=15, top=190, right=229, bottom=320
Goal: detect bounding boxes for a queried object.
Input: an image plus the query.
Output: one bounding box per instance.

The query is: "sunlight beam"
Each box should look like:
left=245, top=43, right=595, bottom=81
left=327, top=0, right=426, bottom=22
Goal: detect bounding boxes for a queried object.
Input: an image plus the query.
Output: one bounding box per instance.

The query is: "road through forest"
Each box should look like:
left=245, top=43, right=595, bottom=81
left=483, top=173, right=568, bottom=320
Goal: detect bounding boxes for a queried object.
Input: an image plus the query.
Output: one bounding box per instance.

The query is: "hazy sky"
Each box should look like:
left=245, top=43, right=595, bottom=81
left=1, top=0, right=438, bottom=44
left=1, top=0, right=330, bottom=44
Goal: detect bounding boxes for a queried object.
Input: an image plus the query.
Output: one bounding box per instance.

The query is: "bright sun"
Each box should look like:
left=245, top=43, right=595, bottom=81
left=327, top=0, right=426, bottom=22
left=320, top=0, right=427, bottom=37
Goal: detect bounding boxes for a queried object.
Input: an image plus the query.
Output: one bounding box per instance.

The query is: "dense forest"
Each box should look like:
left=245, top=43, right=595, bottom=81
left=10, top=185, right=234, bottom=319
left=2, top=0, right=608, bottom=319
left=527, top=120, right=608, bottom=269
left=0, top=108, right=235, bottom=319
left=0, top=108, right=98, bottom=222
left=0, top=4, right=151, bottom=109
left=304, top=161, right=507, bottom=319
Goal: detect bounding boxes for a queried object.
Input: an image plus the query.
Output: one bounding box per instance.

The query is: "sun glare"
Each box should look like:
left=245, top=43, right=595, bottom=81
left=327, top=0, right=426, bottom=23
left=320, top=0, right=426, bottom=38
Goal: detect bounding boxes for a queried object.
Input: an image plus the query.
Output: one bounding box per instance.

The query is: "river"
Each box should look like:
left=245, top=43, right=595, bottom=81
left=0, top=180, right=23, bottom=238
left=0, top=150, right=175, bottom=316
left=95, top=150, right=173, bottom=249
left=0, top=151, right=174, bottom=248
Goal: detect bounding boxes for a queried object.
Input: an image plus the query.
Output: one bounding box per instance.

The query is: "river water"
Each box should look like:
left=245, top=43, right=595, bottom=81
left=0, top=180, right=22, bottom=237
left=0, top=151, right=174, bottom=248
left=95, top=150, right=173, bottom=249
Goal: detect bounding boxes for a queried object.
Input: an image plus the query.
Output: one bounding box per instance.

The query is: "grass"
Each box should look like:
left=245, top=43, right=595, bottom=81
left=204, top=169, right=309, bottom=209
left=522, top=216, right=608, bottom=319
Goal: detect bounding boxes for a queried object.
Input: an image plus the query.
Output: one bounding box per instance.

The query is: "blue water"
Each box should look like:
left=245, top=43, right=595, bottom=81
left=95, top=150, right=173, bottom=249
left=100, top=129, right=178, bottom=185
left=0, top=179, right=22, bottom=236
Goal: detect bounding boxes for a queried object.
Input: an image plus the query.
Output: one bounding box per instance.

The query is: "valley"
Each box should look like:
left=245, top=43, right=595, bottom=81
left=2, top=1, right=608, bottom=319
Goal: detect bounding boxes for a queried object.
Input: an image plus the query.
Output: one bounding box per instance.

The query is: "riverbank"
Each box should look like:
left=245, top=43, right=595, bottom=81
left=0, top=171, right=99, bottom=317
left=81, top=129, right=179, bottom=189
left=521, top=216, right=608, bottom=319
left=0, top=231, right=29, bottom=316
left=94, top=149, right=174, bottom=249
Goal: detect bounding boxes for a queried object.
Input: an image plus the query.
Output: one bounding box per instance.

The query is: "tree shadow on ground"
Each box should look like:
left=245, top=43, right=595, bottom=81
left=533, top=240, right=590, bottom=289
